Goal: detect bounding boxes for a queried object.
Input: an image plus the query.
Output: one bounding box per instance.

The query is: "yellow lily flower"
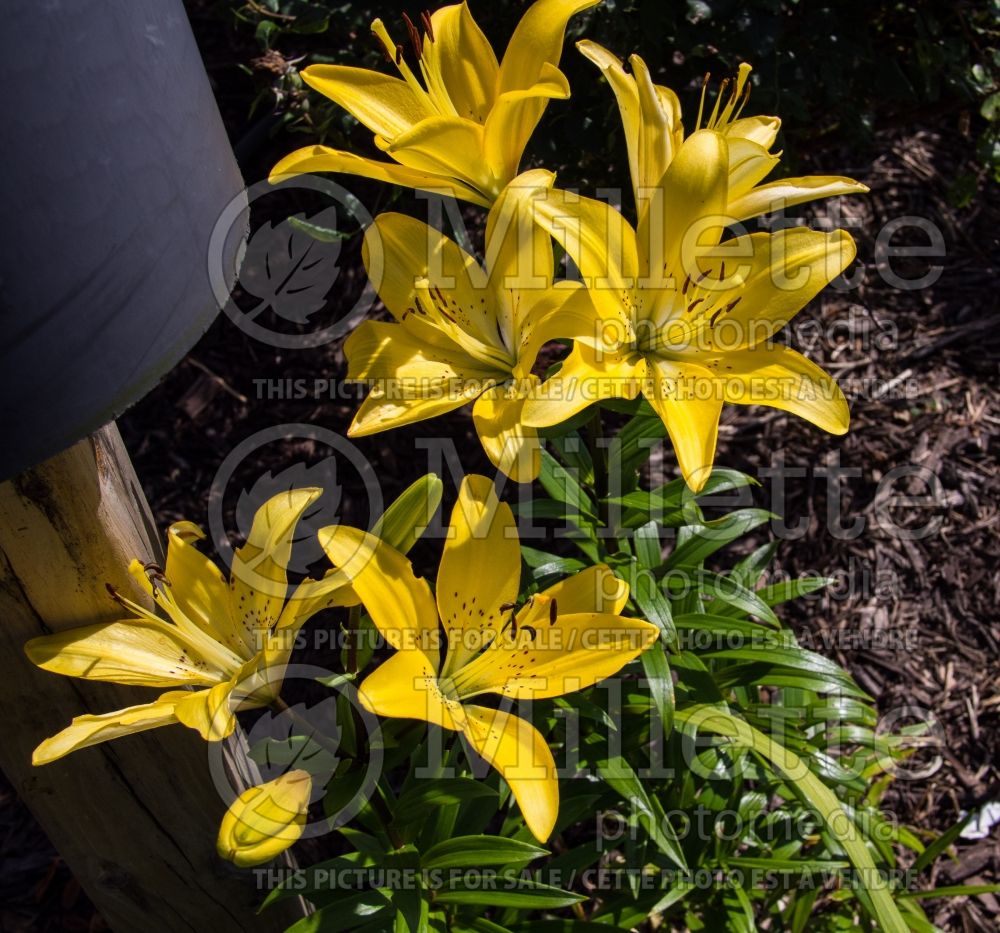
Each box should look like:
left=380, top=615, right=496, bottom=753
left=319, top=474, right=658, bottom=842
left=577, top=44, right=868, bottom=228
left=345, top=172, right=593, bottom=483
left=270, top=0, right=599, bottom=206
left=509, top=161, right=857, bottom=492
left=25, top=489, right=353, bottom=764
left=217, top=770, right=313, bottom=868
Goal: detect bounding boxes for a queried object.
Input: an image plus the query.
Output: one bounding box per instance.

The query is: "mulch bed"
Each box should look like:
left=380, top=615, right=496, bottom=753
left=3, top=23, right=997, bottom=933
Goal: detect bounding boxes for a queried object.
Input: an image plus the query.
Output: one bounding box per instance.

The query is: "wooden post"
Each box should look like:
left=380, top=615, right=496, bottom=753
left=0, top=424, right=300, bottom=931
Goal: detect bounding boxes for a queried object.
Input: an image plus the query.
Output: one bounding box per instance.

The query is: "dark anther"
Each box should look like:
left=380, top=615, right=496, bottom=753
left=521, top=625, right=537, bottom=642
left=549, top=599, right=558, bottom=626
left=395, top=43, right=404, bottom=65
left=421, top=10, right=434, bottom=41
left=402, top=12, right=422, bottom=59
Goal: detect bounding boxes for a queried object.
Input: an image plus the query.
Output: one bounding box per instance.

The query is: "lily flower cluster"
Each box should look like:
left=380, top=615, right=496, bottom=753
left=273, top=0, right=866, bottom=491
left=26, top=0, right=868, bottom=877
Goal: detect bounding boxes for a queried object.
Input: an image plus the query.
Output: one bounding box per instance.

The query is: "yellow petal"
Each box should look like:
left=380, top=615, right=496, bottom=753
left=644, top=357, right=723, bottom=493
left=652, top=129, right=729, bottom=287
left=164, top=520, right=248, bottom=655
left=577, top=42, right=683, bottom=221
left=217, top=770, right=312, bottom=868
left=349, top=380, right=491, bottom=437
left=229, top=489, right=321, bottom=653
left=317, top=525, right=441, bottom=663
left=275, top=569, right=356, bottom=633
left=486, top=172, right=556, bottom=344
left=32, top=693, right=184, bottom=765
left=726, top=137, right=780, bottom=201
left=508, top=172, right=639, bottom=293
left=485, top=0, right=599, bottom=180
left=422, top=2, right=499, bottom=123
left=25, top=620, right=225, bottom=687
left=538, top=564, right=629, bottom=615
left=269, top=146, right=491, bottom=207
left=173, top=680, right=239, bottom=741
left=521, top=344, right=645, bottom=428
left=358, top=649, right=464, bottom=730
left=716, top=228, right=857, bottom=347
left=513, top=282, right=600, bottom=376
left=453, top=599, right=657, bottom=701
left=728, top=176, right=870, bottom=223
left=299, top=65, right=428, bottom=139
left=461, top=705, right=558, bottom=842
left=361, top=212, right=509, bottom=366
left=701, top=344, right=850, bottom=435
left=472, top=383, right=542, bottom=484
left=386, top=116, right=497, bottom=201
left=483, top=62, right=570, bottom=181
left=438, top=475, right=521, bottom=677
left=724, top=115, right=781, bottom=149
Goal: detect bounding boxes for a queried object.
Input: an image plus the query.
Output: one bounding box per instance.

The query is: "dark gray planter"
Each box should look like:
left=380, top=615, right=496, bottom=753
left=0, top=0, right=247, bottom=480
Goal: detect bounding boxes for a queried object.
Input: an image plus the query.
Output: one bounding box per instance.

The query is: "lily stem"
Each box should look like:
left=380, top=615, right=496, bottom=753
left=271, top=696, right=405, bottom=848
left=586, top=406, right=611, bottom=542
left=345, top=604, right=361, bottom=674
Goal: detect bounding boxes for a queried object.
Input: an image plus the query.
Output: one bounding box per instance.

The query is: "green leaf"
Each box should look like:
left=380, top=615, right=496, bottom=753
left=633, top=562, right=675, bottom=643
left=597, top=755, right=687, bottom=869
left=663, top=509, right=775, bottom=571
left=640, top=642, right=675, bottom=739
left=422, top=836, right=548, bottom=871
left=538, top=449, right=598, bottom=522
left=667, top=570, right=779, bottom=625
left=394, top=779, right=498, bottom=824
left=285, top=890, right=393, bottom=932
left=287, top=213, right=351, bottom=243
left=372, top=474, right=443, bottom=555
left=675, top=706, right=910, bottom=933
left=433, top=877, right=583, bottom=909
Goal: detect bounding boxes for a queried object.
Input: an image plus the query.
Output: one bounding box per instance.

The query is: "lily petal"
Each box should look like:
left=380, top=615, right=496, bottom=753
left=438, top=475, right=521, bottom=677
left=522, top=344, right=646, bottom=428
left=299, top=65, right=428, bottom=139
left=269, top=146, right=491, bottom=207
left=461, top=704, right=558, bottom=842
left=700, top=344, right=850, bottom=435
left=217, top=770, right=312, bottom=868
left=422, top=3, right=499, bottom=123
left=511, top=172, right=639, bottom=293
left=358, top=649, right=464, bottom=730
left=454, top=601, right=657, bottom=701
left=644, top=357, right=723, bottom=493
left=229, top=489, right=321, bottom=650
left=538, top=564, right=629, bottom=615
left=173, top=680, right=238, bottom=741
left=651, top=129, right=729, bottom=294
left=25, top=620, right=225, bottom=687
left=472, top=383, right=543, bottom=484
left=728, top=176, right=870, bottom=223
left=164, top=521, right=247, bottom=655
left=485, top=0, right=599, bottom=181
left=32, top=693, right=185, bottom=765
left=318, top=526, right=441, bottom=663
left=362, top=213, right=506, bottom=363
left=717, top=228, right=857, bottom=347
left=386, top=116, right=496, bottom=201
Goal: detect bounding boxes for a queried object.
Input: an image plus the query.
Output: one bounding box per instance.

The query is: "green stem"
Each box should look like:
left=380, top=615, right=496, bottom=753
left=345, top=603, right=361, bottom=675
left=271, top=697, right=404, bottom=848
left=586, top=406, right=610, bottom=544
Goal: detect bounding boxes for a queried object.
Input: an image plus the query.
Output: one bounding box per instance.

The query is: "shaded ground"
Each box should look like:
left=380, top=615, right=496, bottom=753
left=3, top=15, right=998, bottom=933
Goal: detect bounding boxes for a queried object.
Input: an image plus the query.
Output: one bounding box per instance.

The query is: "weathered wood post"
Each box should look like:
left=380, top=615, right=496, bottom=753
left=0, top=2, right=300, bottom=929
